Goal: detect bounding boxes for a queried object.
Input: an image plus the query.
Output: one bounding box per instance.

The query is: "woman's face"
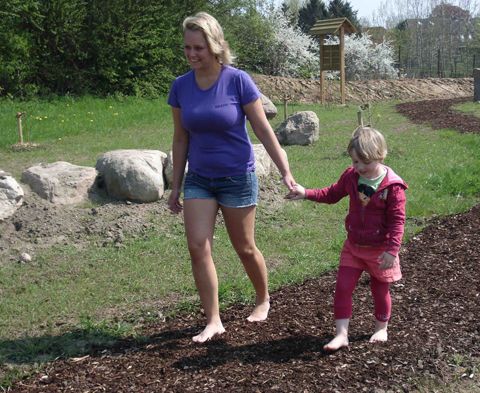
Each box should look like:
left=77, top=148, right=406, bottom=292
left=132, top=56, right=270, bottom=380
left=183, top=29, right=217, bottom=71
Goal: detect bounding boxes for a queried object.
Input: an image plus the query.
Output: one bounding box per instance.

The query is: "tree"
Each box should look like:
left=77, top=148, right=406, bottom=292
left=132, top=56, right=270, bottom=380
left=0, top=0, right=208, bottom=97
left=0, top=0, right=41, bottom=96
left=222, top=7, right=277, bottom=74
left=325, top=33, right=398, bottom=80
left=266, top=9, right=319, bottom=77
left=298, top=0, right=328, bottom=34
left=328, top=0, right=360, bottom=28
left=280, top=0, right=304, bottom=26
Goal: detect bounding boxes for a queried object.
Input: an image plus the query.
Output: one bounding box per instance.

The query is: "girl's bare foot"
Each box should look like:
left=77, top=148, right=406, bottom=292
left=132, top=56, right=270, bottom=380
left=370, top=320, right=388, bottom=343
left=323, top=334, right=349, bottom=351
left=192, top=323, right=225, bottom=343
left=247, top=299, right=270, bottom=322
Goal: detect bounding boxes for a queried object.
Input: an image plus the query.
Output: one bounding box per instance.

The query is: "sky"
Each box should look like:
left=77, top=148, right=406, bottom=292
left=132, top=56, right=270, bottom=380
left=346, top=0, right=383, bottom=20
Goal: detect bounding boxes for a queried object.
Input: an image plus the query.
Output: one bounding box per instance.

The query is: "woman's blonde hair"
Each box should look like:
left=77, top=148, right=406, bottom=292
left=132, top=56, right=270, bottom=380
left=347, top=126, right=387, bottom=162
left=183, top=12, right=234, bottom=65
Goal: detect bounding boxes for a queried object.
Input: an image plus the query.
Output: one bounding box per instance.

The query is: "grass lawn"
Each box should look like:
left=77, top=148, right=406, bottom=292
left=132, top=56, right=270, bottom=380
left=1, top=96, right=479, bottom=387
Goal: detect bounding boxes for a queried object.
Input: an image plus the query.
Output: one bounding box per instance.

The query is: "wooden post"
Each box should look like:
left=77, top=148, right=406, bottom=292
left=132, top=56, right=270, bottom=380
left=16, top=112, right=24, bottom=144
left=319, top=35, right=325, bottom=105
left=357, top=110, right=363, bottom=126
left=474, top=68, right=480, bottom=102
left=339, top=26, right=346, bottom=105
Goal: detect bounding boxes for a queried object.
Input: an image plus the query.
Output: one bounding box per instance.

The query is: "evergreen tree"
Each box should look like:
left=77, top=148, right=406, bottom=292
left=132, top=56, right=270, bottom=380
left=327, top=0, right=360, bottom=28
left=298, top=0, right=328, bottom=34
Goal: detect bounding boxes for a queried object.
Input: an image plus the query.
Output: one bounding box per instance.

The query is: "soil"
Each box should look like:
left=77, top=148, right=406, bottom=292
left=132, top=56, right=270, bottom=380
left=2, top=86, right=480, bottom=392
left=252, top=74, right=474, bottom=104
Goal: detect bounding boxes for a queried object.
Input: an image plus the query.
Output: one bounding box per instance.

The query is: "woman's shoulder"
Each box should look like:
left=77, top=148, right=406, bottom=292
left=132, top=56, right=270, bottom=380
left=172, top=70, right=195, bottom=86
left=222, top=65, right=253, bottom=81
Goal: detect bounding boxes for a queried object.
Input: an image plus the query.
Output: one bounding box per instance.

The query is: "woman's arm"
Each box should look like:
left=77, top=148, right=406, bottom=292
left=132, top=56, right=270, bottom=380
left=168, top=107, right=189, bottom=213
left=243, top=98, right=295, bottom=190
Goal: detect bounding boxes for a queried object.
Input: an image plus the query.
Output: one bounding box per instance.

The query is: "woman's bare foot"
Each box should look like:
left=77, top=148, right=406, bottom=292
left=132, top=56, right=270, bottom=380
left=192, top=323, right=225, bottom=343
left=323, top=334, right=349, bottom=351
left=369, top=320, right=388, bottom=343
left=247, top=299, right=270, bottom=322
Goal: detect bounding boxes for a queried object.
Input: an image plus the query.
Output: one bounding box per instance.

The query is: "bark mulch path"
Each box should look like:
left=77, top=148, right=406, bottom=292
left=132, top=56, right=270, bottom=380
left=396, top=96, right=480, bottom=133
left=8, top=98, right=480, bottom=392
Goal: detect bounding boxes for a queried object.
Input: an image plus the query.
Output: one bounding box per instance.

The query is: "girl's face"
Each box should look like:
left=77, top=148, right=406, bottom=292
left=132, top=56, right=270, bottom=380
left=350, top=149, right=383, bottom=179
left=183, top=29, right=217, bottom=71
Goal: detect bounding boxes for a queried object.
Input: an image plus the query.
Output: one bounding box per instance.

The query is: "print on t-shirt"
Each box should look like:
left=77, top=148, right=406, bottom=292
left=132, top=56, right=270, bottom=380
left=358, top=183, right=375, bottom=206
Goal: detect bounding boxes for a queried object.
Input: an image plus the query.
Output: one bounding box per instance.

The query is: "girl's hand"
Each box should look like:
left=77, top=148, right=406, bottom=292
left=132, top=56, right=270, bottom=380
left=285, top=184, right=306, bottom=200
left=378, top=252, right=396, bottom=270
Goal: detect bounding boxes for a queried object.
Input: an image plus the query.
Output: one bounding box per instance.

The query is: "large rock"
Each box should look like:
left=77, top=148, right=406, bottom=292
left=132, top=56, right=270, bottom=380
left=96, top=149, right=167, bottom=202
left=163, top=151, right=188, bottom=190
left=274, top=111, right=319, bottom=145
left=0, top=171, right=24, bottom=220
left=252, top=144, right=287, bottom=177
left=21, top=162, right=97, bottom=205
left=260, top=93, right=278, bottom=119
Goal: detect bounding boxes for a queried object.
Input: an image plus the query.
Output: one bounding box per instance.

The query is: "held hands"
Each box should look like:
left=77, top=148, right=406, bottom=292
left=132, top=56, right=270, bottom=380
left=378, top=252, right=396, bottom=270
left=284, top=183, right=306, bottom=200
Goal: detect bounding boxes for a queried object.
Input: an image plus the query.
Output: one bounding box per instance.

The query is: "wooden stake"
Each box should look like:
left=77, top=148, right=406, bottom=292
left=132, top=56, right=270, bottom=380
left=16, top=112, right=24, bottom=144
left=357, top=109, right=363, bottom=126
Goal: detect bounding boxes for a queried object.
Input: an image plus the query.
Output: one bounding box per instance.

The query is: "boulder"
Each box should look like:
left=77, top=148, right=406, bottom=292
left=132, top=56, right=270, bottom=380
left=260, top=93, right=278, bottom=119
left=0, top=171, right=24, bottom=220
left=252, top=143, right=287, bottom=177
left=163, top=151, right=188, bottom=190
left=275, top=111, right=319, bottom=146
left=21, top=162, right=96, bottom=205
left=96, top=149, right=167, bottom=202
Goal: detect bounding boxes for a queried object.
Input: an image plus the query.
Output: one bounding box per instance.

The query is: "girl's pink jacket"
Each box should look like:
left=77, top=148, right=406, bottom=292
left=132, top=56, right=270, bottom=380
left=305, top=165, right=408, bottom=256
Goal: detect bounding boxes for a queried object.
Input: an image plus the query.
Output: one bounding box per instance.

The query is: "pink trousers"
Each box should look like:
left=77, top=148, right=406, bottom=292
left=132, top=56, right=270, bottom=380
left=334, top=266, right=391, bottom=322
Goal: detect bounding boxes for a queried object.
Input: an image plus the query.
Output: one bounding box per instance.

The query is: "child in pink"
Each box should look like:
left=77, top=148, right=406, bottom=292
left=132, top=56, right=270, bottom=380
left=286, top=126, right=408, bottom=351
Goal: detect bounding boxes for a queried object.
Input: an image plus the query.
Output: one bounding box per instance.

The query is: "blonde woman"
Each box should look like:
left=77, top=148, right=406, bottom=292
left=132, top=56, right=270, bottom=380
left=167, top=12, right=295, bottom=343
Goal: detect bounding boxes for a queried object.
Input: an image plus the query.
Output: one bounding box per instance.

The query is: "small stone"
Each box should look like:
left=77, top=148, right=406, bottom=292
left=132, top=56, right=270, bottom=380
left=20, top=252, right=32, bottom=263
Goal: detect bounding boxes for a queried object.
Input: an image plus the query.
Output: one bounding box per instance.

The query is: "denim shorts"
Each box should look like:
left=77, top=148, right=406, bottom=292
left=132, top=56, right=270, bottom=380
left=183, top=171, right=258, bottom=208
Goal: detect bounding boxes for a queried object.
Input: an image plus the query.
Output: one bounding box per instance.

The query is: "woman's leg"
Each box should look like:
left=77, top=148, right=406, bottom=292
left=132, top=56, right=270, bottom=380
left=184, top=199, right=225, bottom=343
left=221, top=205, right=270, bottom=322
left=369, top=276, right=391, bottom=343
left=324, top=266, right=363, bottom=351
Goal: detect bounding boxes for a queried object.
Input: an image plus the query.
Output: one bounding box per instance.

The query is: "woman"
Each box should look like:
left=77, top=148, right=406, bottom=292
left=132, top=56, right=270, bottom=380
left=167, top=11, right=295, bottom=343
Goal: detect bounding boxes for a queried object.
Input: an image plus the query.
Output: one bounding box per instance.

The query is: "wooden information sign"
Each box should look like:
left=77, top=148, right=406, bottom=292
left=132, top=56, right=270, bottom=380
left=321, top=44, right=340, bottom=71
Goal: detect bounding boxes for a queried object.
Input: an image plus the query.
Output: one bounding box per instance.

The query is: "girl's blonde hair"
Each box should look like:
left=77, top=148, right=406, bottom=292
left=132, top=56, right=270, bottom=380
left=347, top=126, right=387, bottom=162
left=183, top=12, right=234, bottom=65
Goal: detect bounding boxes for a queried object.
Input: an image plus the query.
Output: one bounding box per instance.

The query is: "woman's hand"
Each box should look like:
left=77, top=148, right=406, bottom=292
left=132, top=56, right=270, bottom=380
left=282, top=172, right=296, bottom=192
left=168, top=189, right=183, bottom=214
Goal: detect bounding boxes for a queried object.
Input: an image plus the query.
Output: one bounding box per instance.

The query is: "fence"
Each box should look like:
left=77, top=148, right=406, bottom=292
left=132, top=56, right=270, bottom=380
left=397, top=47, right=480, bottom=78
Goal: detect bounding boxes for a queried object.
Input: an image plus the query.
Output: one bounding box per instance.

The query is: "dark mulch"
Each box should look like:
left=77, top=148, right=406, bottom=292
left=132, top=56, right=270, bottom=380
left=396, top=96, right=480, bottom=133
left=9, top=99, right=480, bottom=392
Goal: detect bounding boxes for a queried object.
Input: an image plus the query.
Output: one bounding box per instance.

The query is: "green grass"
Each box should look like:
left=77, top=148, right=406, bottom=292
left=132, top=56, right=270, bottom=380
left=1, top=96, right=480, bottom=387
left=452, top=100, right=480, bottom=118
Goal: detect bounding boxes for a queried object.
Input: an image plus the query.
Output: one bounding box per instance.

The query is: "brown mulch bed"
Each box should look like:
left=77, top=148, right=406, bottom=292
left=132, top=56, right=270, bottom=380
left=396, top=96, right=480, bottom=133
left=8, top=98, right=480, bottom=392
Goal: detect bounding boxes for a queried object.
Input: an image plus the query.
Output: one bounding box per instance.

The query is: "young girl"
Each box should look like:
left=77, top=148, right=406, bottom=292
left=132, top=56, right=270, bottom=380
left=286, top=126, right=408, bottom=351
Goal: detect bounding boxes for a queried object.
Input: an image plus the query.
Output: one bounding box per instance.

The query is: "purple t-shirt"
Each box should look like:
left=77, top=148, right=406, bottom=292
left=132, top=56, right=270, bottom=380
left=168, top=65, right=261, bottom=178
